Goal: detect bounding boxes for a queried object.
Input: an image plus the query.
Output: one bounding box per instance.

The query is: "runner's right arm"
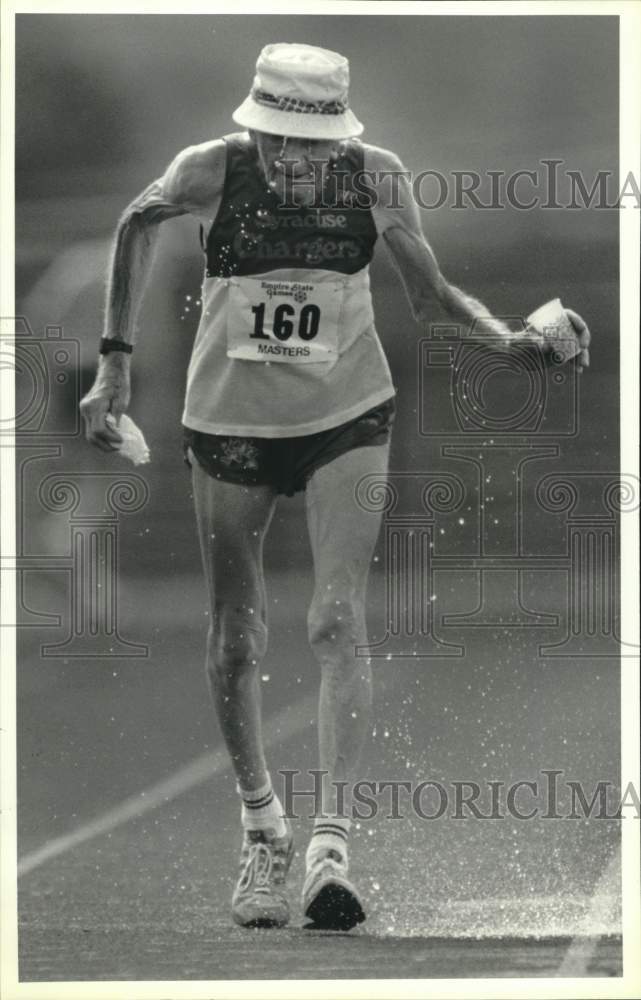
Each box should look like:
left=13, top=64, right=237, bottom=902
left=80, top=141, right=226, bottom=451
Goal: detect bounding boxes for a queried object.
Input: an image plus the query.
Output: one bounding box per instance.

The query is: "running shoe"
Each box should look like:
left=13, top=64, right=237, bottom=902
left=231, top=822, right=295, bottom=928
left=302, top=849, right=366, bottom=931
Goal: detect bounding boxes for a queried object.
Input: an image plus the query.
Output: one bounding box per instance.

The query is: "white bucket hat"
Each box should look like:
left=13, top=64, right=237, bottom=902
left=232, top=42, right=364, bottom=140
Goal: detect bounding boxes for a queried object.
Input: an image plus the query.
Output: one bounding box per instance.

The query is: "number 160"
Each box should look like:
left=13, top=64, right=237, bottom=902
left=251, top=302, right=321, bottom=341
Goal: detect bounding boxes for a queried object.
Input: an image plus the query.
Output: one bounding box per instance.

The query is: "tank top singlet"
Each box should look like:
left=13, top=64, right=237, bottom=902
left=182, top=132, right=395, bottom=438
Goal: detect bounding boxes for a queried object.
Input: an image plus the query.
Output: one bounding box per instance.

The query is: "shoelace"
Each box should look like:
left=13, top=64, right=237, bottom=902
left=307, top=848, right=346, bottom=874
left=304, top=851, right=347, bottom=895
left=237, top=842, right=273, bottom=893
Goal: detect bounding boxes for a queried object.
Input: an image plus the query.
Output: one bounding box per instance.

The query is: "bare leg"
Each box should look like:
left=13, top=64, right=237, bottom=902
left=191, top=460, right=277, bottom=792
left=305, top=443, right=389, bottom=819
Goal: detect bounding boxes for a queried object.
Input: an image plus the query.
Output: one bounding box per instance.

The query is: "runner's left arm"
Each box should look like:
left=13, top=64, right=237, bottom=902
left=368, top=147, right=590, bottom=366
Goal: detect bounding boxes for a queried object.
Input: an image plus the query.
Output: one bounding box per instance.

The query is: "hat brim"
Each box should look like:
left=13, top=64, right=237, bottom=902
left=232, top=96, right=363, bottom=139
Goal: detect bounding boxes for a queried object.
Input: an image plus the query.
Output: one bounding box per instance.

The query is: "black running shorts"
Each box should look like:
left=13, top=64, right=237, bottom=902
left=183, top=397, right=395, bottom=497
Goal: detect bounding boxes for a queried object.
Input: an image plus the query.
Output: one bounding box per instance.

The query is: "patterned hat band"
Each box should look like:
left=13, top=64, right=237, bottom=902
left=251, top=87, right=348, bottom=116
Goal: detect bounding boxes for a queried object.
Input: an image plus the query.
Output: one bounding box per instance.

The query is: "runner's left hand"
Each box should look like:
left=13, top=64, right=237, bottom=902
left=565, top=309, right=591, bottom=372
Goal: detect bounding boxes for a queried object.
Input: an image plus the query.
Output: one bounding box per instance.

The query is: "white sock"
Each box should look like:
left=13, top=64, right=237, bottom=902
left=305, top=817, right=351, bottom=870
left=239, top=778, right=287, bottom=839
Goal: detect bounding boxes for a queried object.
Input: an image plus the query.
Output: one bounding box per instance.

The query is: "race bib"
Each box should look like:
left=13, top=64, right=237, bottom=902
left=226, top=277, right=344, bottom=364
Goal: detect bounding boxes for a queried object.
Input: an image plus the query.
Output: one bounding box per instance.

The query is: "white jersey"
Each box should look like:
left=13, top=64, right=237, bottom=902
left=182, top=133, right=395, bottom=438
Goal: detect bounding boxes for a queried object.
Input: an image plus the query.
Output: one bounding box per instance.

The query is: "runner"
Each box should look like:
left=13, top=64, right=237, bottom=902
left=80, top=42, right=591, bottom=931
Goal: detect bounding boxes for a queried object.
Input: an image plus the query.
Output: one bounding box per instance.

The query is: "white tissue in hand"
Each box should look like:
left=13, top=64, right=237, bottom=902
left=527, top=298, right=580, bottom=364
left=105, top=414, right=150, bottom=465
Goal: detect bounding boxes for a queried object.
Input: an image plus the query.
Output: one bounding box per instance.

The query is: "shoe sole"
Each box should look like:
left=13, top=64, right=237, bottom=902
left=304, top=878, right=366, bottom=931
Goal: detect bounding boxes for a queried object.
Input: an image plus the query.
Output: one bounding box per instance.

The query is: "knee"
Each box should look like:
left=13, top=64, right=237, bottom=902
left=207, top=609, right=267, bottom=682
left=307, top=595, right=363, bottom=655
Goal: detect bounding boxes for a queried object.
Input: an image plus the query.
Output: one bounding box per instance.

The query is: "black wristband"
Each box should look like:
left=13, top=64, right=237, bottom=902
left=99, top=337, right=133, bottom=355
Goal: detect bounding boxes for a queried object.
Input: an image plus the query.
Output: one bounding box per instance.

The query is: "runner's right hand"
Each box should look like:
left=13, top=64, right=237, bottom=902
left=79, top=354, right=131, bottom=452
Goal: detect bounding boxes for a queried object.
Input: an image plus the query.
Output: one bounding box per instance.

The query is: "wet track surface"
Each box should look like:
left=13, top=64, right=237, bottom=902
left=17, top=567, right=622, bottom=982
left=18, top=930, right=621, bottom=982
